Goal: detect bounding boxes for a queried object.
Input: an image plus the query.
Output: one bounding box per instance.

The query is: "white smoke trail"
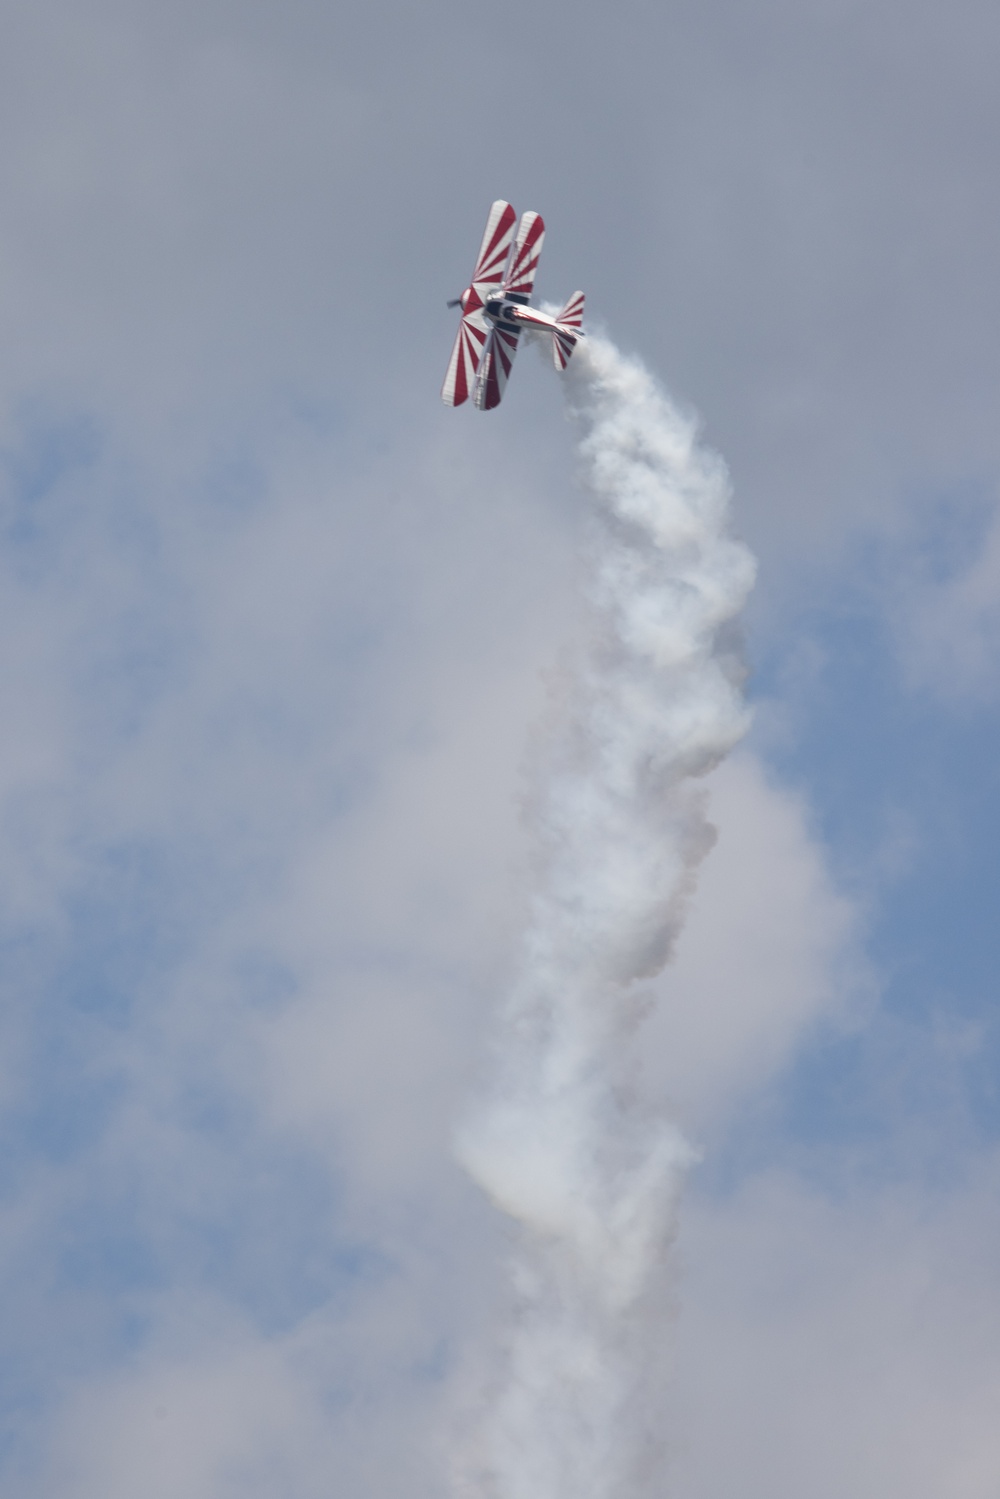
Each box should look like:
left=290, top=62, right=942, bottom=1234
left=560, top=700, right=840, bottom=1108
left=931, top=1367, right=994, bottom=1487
left=452, top=333, right=756, bottom=1499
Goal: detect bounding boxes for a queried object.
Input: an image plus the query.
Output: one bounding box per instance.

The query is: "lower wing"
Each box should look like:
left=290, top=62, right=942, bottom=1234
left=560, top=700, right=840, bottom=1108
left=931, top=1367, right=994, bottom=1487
left=473, top=325, right=520, bottom=410
left=441, top=311, right=489, bottom=406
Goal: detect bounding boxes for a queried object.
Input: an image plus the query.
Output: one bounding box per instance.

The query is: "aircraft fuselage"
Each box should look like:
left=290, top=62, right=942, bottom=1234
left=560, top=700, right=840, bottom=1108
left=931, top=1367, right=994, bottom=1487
left=483, top=294, right=561, bottom=336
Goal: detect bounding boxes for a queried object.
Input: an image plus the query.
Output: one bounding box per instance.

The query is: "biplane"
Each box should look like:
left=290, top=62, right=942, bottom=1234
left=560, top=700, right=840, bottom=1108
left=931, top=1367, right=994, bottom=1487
left=442, top=201, right=585, bottom=410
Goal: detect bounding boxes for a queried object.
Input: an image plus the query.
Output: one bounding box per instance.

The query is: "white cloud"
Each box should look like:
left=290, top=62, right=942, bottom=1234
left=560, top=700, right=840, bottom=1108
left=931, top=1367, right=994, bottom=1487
left=667, top=1157, right=1000, bottom=1499
left=41, top=1282, right=454, bottom=1499
left=645, top=752, right=869, bottom=1137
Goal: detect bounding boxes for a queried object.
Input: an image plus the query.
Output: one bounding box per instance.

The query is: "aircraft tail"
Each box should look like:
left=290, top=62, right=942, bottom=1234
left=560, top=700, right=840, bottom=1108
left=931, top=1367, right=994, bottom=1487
left=552, top=291, right=585, bottom=370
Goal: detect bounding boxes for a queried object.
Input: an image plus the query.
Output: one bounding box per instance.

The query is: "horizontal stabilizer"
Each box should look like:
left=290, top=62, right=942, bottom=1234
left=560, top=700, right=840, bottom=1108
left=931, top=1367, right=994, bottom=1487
left=552, top=290, right=585, bottom=370
left=556, top=290, right=585, bottom=329
left=552, top=329, right=577, bottom=370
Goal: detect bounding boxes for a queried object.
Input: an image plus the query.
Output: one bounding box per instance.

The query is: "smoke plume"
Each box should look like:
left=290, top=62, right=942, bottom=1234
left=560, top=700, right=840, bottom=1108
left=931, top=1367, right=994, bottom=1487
left=452, top=333, right=756, bottom=1499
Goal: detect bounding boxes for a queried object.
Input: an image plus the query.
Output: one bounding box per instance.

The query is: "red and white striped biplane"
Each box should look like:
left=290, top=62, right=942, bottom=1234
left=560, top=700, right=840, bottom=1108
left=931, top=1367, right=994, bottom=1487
left=442, top=201, right=585, bottom=410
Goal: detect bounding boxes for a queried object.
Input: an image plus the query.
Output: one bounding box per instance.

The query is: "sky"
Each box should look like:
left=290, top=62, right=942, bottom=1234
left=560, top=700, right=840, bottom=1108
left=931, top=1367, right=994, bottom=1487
left=1, top=0, right=999, bottom=1494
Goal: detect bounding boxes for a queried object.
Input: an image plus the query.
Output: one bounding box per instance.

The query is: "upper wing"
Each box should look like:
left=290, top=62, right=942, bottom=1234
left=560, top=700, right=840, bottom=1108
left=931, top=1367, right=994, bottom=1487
left=503, top=211, right=545, bottom=298
left=441, top=309, right=489, bottom=406
left=473, top=324, right=520, bottom=410
left=470, top=200, right=517, bottom=297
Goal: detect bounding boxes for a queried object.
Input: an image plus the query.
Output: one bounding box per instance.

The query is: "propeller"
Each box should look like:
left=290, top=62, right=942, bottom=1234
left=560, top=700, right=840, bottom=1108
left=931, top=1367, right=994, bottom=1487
left=446, top=298, right=462, bottom=308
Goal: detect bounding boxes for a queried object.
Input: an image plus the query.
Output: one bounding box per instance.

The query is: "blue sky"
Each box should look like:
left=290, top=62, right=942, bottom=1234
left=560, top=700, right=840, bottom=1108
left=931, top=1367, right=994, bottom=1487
left=1, top=1, right=999, bottom=1494
left=750, top=501, right=1000, bottom=1146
